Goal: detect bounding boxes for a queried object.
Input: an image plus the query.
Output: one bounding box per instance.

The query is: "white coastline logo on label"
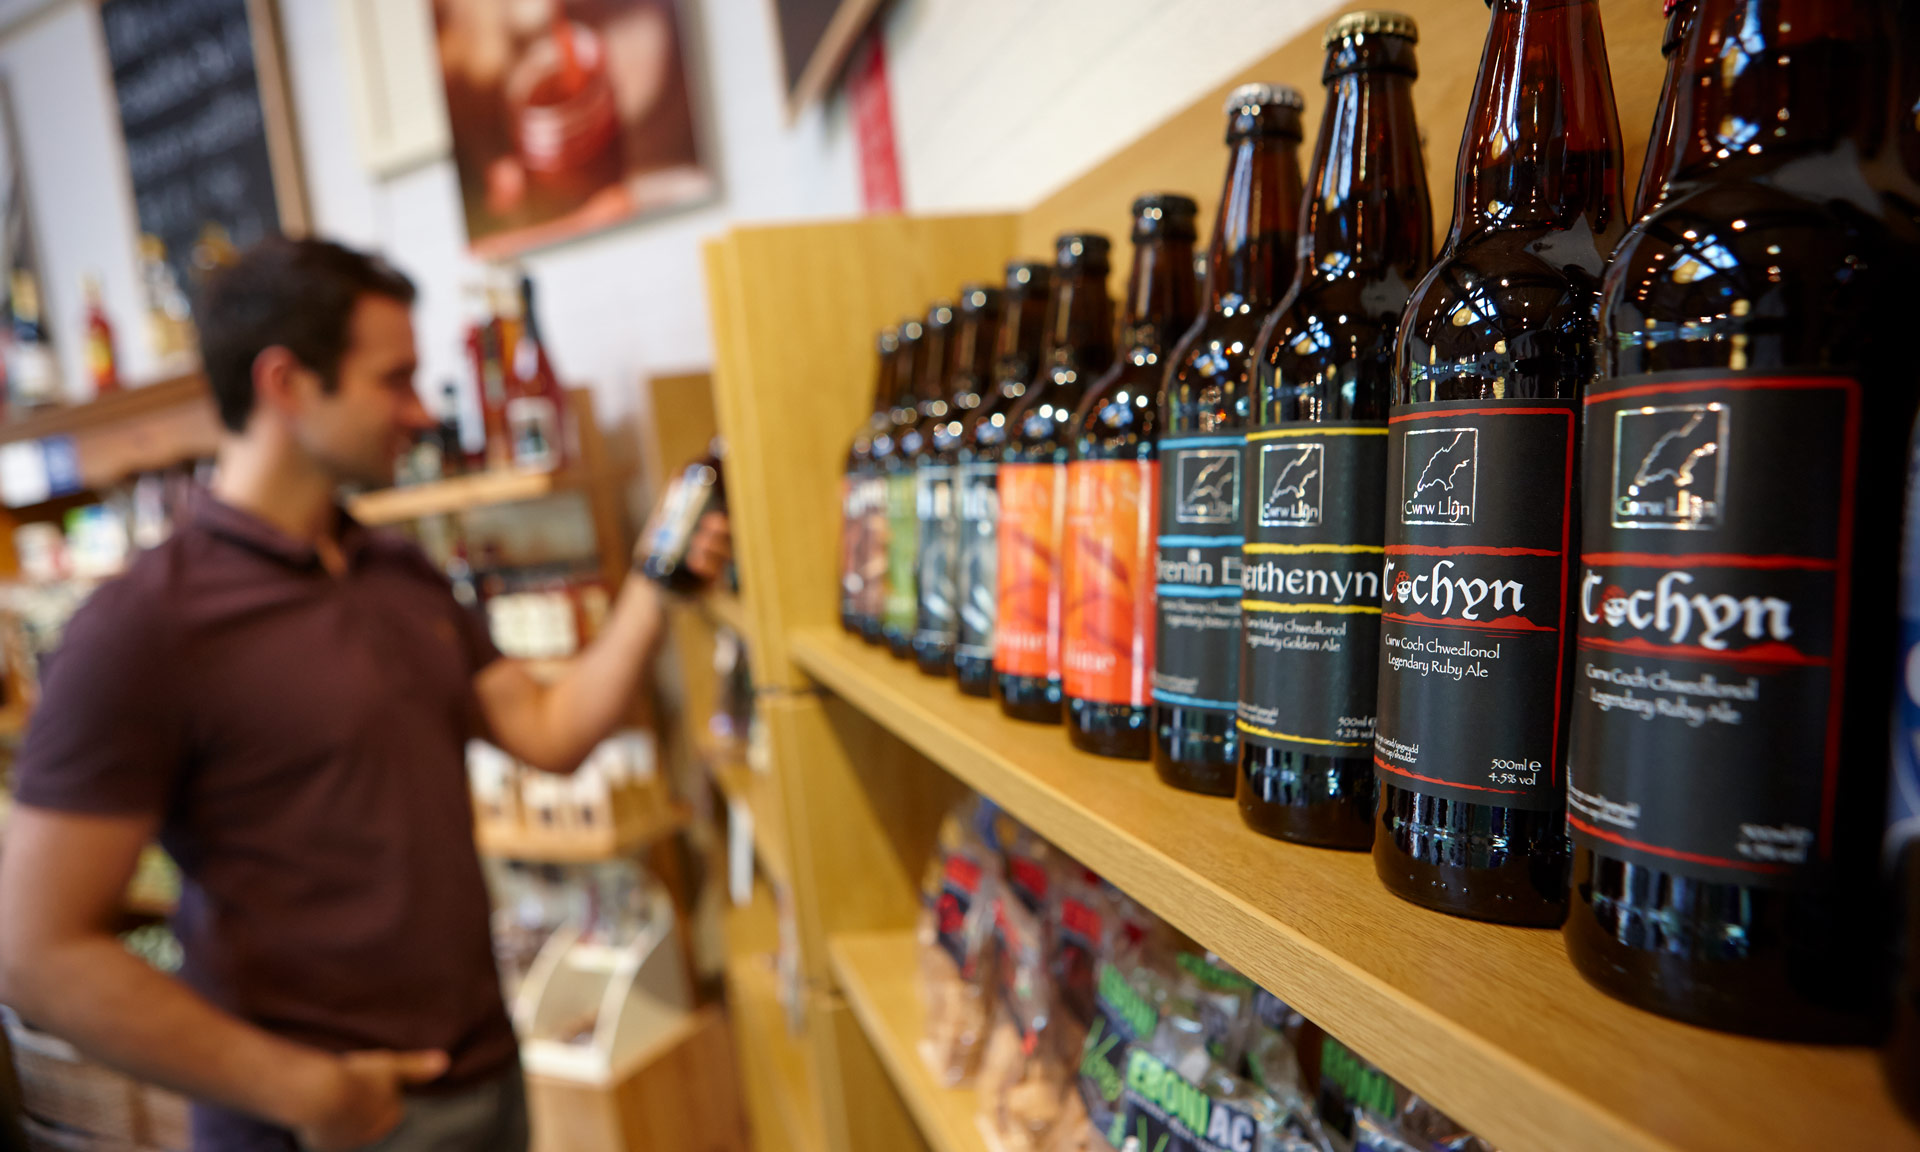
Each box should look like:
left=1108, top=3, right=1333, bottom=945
left=1610, top=403, right=1728, bottom=530
left=1258, top=442, right=1322, bottom=528
left=1175, top=449, right=1240, bottom=525
left=1401, top=428, right=1477, bottom=526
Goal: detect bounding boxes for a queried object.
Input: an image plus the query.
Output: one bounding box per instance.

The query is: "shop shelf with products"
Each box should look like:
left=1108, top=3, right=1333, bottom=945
left=692, top=3, right=1910, bottom=1151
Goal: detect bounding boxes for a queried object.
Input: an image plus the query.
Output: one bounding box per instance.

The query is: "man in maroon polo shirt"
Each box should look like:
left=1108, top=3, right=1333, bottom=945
left=0, top=239, right=726, bottom=1151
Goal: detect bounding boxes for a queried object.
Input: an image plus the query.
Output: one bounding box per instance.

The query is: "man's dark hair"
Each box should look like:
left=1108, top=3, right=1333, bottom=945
left=197, top=237, right=417, bottom=432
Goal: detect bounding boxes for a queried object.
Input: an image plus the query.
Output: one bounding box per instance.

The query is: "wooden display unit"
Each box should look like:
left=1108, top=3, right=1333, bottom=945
left=696, top=4, right=1901, bottom=1152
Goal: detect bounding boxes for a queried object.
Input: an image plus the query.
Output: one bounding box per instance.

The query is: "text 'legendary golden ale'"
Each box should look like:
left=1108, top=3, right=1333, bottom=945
left=955, top=263, right=1053, bottom=697
left=996, top=236, right=1115, bottom=722
left=1570, top=0, right=1919, bottom=1041
left=844, top=328, right=899, bottom=640
left=1155, top=83, right=1305, bottom=794
left=1063, top=195, right=1199, bottom=760
left=881, top=318, right=928, bottom=658
left=1376, top=0, right=1625, bottom=926
left=916, top=285, right=1004, bottom=677
left=1238, top=11, right=1432, bottom=849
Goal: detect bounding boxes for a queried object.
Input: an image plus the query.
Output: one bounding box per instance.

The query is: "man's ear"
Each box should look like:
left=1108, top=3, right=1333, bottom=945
left=249, top=346, right=306, bottom=420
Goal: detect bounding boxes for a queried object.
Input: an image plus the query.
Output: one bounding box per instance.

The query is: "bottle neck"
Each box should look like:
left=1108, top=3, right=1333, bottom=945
left=995, top=292, right=1050, bottom=393
left=1632, top=0, right=1694, bottom=218
left=918, top=326, right=953, bottom=404
left=869, top=351, right=896, bottom=415
left=1299, top=66, right=1431, bottom=282
left=1447, top=0, right=1624, bottom=240
left=951, top=312, right=999, bottom=394
left=1045, top=271, right=1114, bottom=370
left=1666, top=0, right=1889, bottom=186
left=1121, top=233, right=1198, bottom=354
left=1204, top=133, right=1301, bottom=314
left=892, top=343, right=923, bottom=411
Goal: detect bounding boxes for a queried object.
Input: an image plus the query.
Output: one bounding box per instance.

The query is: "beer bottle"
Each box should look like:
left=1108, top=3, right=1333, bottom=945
left=956, top=263, right=1053, bottom=697
left=1632, top=0, right=1697, bottom=220
left=1238, top=12, right=1431, bottom=848
left=1156, top=83, right=1306, bottom=795
left=842, top=328, right=900, bottom=637
left=1571, top=0, right=1916, bottom=1040
left=1376, top=0, right=1625, bottom=926
left=881, top=318, right=928, bottom=658
left=916, top=286, right=1004, bottom=676
left=996, top=235, right=1116, bottom=722
left=1063, top=195, right=1200, bottom=759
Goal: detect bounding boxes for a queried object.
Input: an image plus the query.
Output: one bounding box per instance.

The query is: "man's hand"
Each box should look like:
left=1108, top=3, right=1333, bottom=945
left=289, top=1048, right=448, bottom=1151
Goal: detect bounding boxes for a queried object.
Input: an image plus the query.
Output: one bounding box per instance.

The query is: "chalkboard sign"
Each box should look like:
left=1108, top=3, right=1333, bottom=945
left=100, top=0, right=303, bottom=298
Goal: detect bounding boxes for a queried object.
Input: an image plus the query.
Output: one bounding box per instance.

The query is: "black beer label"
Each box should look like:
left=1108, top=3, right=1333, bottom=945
left=1374, top=399, right=1576, bottom=810
left=1570, top=374, right=1857, bottom=888
left=1238, top=424, right=1387, bottom=757
left=1155, top=431, right=1246, bottom=713
left=914, top=465, right=958, bottom=646
left=955, top=461, right=999, bottom=661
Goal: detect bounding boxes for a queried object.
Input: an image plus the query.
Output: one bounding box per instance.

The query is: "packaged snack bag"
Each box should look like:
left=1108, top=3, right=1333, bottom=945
left=918, top=796, right=1000, bottom=1085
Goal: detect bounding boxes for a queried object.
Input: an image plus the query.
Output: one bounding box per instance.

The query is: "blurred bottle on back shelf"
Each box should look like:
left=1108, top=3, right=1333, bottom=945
left=507, top=272, right=567, bottom=472
left=954, top=261, right=1052, bottom=697
left=8, top=269, right=59, bottom=411
left=83, top=275, right=119, bottom=397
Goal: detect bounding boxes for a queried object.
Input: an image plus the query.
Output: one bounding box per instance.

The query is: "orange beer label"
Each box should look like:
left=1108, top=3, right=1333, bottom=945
left=995, top=463, right=1065, bottom=680
left=1062, top=459, right=1159, bottom=705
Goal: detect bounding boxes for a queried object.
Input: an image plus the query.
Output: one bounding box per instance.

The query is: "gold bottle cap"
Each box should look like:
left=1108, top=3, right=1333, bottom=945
left=1224, top=82, right=1305, bottom=115
left=1323, top=10, right=1420, bottom=47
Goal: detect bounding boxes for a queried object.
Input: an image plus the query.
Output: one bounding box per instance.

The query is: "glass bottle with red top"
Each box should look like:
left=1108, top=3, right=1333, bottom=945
left=882, top=319, right=929, bottom=658
left=843, top=328, right=900, bottom=638
left=1062, top=195, right=1199, bottom=760
left=955, top=263, right=1053, bottom=697
left=1154, top=84, right=1305, bottom=796
left=995, top=235, right=1115, bottom=723
left=1572, top=0, right=1917, bottom=1040
left=1376, top=0, right=1626, bottom=926
left=1238, top=11, right=1432, bottom=849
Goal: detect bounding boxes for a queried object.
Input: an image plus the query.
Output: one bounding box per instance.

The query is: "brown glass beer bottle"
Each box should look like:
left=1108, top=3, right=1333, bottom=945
left=956, top=263, right=1054, bottom=697
left=916, top=287, right=1004, bottom=676
left=996, top=235, right=1115, bottom=723
left=1376, top=0, right=1625, bottom=926
left=881, top=318, right=928, bottom=658
left=1155, top=84, right=1305, bottom=795
left=1631, top=0, right=1697, bottom=220
left=1063, top=195, right=1199, bottom=759
left=1572, top=0, right=1917, bottom=1040
left=1238, top=12, right=1432, bottom=849
left=843, top=328, right=900, bottom=640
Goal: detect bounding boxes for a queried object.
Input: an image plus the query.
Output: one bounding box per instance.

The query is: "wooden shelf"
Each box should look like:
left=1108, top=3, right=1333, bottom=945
left=475, top=801, right=691, bottom=864
left=726, top=952, right=825, bottom=1152
left=789, top=625, right=1912, bottom=1152
left=702, top=734, right=793, bottom=893
left=704, top=590, right=751, bottom=640
left=0, top=374, right=209, bottom=446
left=348, top=466, right=580, bottom=525
left=829, top=932, right=986, bottom=1152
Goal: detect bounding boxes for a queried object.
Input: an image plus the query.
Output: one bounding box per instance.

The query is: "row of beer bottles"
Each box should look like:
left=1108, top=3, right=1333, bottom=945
left=837, top=0, right=1920, bottom=1061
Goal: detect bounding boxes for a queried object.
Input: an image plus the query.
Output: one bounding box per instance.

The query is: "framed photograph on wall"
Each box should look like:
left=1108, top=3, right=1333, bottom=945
left=431, top=0, right=715, bottom=257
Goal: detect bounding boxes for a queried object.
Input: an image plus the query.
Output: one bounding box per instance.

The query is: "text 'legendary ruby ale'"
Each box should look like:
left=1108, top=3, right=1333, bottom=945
left=1238, top=10, right=1432, bottom=849
left=881, top=319, right=928, bottom=658
left=956, top=263, right=1053, bottom=697
left=1376, top=0, right=1626, bottom=926
left=1569, top=0, right=1920, bottom=1041
left=1063, top=195, right=1200, bottom=759
left=917, top=285, right=1004, bottom=677
left=844, top=328, right=899, bottom=640
left=1155, top=83, right=1305, bottom=794
left=996, top=236, right=1116, bottom=721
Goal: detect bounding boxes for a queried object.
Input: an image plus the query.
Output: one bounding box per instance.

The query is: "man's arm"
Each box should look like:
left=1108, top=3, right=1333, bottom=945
left=0, top=808, right=446, bottom=1151
left=475, top=573, right=666, bottom=774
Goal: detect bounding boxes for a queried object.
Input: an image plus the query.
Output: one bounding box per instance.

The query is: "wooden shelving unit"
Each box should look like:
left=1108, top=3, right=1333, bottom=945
left=704, top=590, right=751, bottom=641
left=829, top=933, right=985, bottom=1152
left=347, top=466, right=578, bottom=526
left=474, top=801, right=693, bottom=864
left=692, top=6, right=1895, bottom=1152
left=703, top=735, right=793, bottom=895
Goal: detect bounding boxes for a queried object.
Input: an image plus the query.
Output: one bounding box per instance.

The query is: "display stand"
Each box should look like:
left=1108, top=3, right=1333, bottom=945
left=696, top=4, right=1916, bottom=1151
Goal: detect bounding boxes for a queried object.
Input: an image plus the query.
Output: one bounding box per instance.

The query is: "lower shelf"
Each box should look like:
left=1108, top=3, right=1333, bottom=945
left=829, top=931, right=985, bottom=1152
left=727, top=952, right=825, bottom=1152
left=476, top=801, right=692, bottom=863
